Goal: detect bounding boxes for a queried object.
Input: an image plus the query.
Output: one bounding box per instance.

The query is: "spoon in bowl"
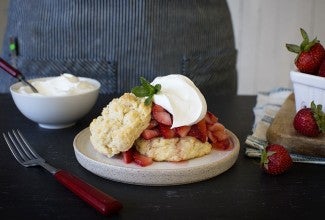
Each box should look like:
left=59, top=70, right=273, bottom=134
left=0, top=57, right=38, bottom=93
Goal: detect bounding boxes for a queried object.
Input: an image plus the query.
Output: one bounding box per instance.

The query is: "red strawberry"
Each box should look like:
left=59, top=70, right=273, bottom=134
left=204, top=111, right=218, bottom=124
left=188, top=120, right=207, bottom=143
left=159, top=124, right=176, bottom=139
left=147, top=119, right=159, bottom=129
left=211, top=138, right=231, bottom=150
left=207, top=122, right=225, bottom=132
left=176, top=126, right=191, bottom=137
left=293, top=101, right=325, bottom=137
left=141, top=128, right=160, bottom=139
left=286, top=28, right=325, bottom=74
left=152, top=104, right=172, bottom=126
left=122, top=149, right=133, bottom=164
left=196, top=119, right=208, bottom=142
left=133, top=151, right=153, bottom=167
left=318, top=59, right=325, bottom=77
left=261, top=144, right=293, bottom=175
left=207, top=127, right=231, bottom=150
left=205, top=112, right=231, bottom=150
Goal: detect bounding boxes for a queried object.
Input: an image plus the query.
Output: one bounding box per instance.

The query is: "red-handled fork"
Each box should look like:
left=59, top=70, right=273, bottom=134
left=3, top=129, right=122, bottom=215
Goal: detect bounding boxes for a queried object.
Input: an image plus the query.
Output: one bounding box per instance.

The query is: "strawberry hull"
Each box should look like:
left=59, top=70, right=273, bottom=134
left=290, top=70, right=325, bottom=112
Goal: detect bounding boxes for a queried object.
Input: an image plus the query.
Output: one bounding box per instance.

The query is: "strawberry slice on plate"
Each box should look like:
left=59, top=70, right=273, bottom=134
left=147, top=119, right=159, bottom=129
left=133, top=151, right=153, bottom=167
left=175, top=126, right=191, bottom=137
left=122, top=149, right=134, bottom=164
left=159, top=124, right=176, bottom=139
left=211, top=139, right=231, bottom=150
left=205, top=111, right=218, bottom=124
left=188, top=119, right=207, bottom=142
left=141, top=128, right=160, bottom=140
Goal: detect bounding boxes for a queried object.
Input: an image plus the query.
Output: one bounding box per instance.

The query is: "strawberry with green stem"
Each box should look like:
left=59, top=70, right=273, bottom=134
left=261, top=144, right=293, bottom=175
left=293, top=101, right=325, bottom=137
left=286, top=28, right=325, bottom=75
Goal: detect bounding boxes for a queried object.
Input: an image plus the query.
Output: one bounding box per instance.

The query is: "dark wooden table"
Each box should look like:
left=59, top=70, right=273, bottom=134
left=0, top=93, right=324, bottom=219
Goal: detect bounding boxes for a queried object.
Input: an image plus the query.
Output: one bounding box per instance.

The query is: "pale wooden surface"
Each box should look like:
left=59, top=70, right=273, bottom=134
left=266, top=93, right=325, bottom=157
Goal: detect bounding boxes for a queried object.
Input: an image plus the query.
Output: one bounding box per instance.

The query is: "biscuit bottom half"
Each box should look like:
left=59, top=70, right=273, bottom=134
left=135, top=136, right=212, bottom=162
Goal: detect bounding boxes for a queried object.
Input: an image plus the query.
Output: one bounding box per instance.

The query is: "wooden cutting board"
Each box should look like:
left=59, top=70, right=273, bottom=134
left=266, top=93, right=325, bottom=157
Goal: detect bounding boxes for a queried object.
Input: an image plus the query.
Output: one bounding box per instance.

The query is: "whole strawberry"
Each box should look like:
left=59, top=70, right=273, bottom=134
left=318, top=59, right=325, bottom=77
left=261, top=144, right=293, bottom=175
left=293, top=101, right=325, bottom=137
left=286, top=28, right=325, bottom=75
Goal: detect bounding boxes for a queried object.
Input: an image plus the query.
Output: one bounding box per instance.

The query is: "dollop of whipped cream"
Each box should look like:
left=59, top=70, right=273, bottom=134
left=18, top=73, right=96, bottom=96
left=151, top=74, right=207, bottom=128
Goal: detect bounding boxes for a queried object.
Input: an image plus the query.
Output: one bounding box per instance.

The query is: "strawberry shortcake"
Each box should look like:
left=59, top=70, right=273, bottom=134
left=89, top=74, right=231, bottom=166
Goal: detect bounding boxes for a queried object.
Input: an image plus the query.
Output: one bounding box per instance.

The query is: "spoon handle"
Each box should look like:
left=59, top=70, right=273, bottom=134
left=0, top=57, right=38, bottom=93
left=0, top=57, right=22, bottom=78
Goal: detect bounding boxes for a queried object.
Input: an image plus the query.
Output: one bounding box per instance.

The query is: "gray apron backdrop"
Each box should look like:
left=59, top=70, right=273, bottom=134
left=1, top=0, right=237, bottom=95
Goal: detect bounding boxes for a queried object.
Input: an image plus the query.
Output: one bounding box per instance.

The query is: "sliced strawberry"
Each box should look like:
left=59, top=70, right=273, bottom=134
left=207, top=130, right=218, bottom=143
left=176, top=126, right=191, bottom=137
left=147, top=119, right=159, bottom=129
left=159, top=124, right=176, bottom=139
left=197, top=119, right=208, bottom=142
left=133, top=151, right=153, bottom=167
left=141, top=128, right=160, bottom=140
left=122, top=149, right=133, bottom=164
left=206, top=118, right=230, bottom=150
left=152, top=104, right=172, bottom=126
left=188, top=123, right=207, bottom=143
left=207, top=122, right=225, bottom=132
left=205, top=111, right=218, bottom=124
left=214, top=130, right=229, bottom=141
left=208, top=126, right=229, bottom=142
left=211, top=138, right=231, bottom=150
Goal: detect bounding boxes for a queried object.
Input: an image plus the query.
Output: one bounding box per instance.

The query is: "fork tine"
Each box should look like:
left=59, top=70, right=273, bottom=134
left=15, top=130, right=41, bottom=159
left=3, top=130, right=41, bottom=166
left=3, top=132, right=26, bottom=165
left=11, top=130, right=35, bottom=161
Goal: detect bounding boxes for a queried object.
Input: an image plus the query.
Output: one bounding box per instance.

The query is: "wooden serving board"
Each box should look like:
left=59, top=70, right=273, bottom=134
left=266, top=93, right=325, bottom=157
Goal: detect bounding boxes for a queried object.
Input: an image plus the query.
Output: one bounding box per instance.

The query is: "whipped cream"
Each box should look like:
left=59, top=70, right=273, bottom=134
left=17, top=73, right=96, bottom=96
left=151, top=74, right=207, bottom=128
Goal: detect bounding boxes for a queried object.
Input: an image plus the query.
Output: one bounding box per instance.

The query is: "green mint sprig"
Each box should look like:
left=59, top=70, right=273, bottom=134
left=131, top=77, right=161, bottom=105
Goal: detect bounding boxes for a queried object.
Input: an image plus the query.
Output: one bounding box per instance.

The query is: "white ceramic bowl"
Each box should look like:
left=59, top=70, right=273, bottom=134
left=290, top=70, right=325, bottom=112
left=10, top=77, right=101, bottom=129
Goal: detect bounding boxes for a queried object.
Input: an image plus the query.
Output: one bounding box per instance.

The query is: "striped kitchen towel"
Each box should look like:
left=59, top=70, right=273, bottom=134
left=245, top=87, right=325, bottom=164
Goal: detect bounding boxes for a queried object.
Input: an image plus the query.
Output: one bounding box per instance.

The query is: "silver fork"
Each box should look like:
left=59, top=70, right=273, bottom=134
left=3, top=129, right=122, bottom=215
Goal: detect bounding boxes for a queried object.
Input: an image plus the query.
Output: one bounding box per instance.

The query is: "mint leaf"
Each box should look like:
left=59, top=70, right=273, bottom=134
left=154, top=84, right=161, bottom=92
left=144, top=96, right=153, bottom=106
left=131, top=77, right=161, bottom=105
left=131, top=86, right=150, bottom=97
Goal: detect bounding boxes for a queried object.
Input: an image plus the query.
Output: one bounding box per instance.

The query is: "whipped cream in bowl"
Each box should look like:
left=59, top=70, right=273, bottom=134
left=151, top=74, right=207, bottom=128
left=17, top=73, right=98, bottom=96
left=10, top=74, right=100, bottom=129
